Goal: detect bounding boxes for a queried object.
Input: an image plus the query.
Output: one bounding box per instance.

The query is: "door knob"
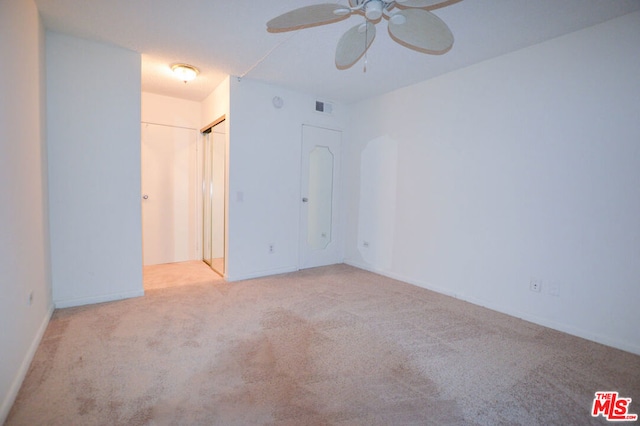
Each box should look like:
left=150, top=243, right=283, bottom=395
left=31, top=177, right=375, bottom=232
left=302, top=197, right=308, bottom=202
left=142, top=194, right=149, bottom=200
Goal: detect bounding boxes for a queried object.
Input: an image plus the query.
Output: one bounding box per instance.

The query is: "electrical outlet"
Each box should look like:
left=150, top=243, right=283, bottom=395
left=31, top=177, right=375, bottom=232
left=269, top=244, right=275, bottom=254
left=529, top=278, right=542, bottom=293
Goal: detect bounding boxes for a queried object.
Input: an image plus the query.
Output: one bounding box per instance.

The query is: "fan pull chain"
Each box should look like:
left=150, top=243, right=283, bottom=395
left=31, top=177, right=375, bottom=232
left=363, top=19, right=368, bottom=73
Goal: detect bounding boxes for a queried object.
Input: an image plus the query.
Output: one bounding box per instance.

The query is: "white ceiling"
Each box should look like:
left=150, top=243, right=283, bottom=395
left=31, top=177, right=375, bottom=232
left=34, top=0, right=640, bottom=104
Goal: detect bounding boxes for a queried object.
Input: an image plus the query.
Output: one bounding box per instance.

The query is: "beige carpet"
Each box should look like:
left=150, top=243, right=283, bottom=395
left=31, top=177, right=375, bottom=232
left=142, top=260, right=222, bottom=290
left=7, top=264, right=640, bottom=425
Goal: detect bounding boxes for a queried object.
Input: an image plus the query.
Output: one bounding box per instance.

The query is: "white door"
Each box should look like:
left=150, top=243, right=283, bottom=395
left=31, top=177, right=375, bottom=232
left=299, top=125, right=342, bottom=269
left=141, top=123, right=198, bottom=266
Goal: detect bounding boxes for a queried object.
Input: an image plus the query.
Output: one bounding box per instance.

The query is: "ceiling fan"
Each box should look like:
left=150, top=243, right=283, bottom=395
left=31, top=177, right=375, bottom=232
left=267, top=0, right=461, bottom=70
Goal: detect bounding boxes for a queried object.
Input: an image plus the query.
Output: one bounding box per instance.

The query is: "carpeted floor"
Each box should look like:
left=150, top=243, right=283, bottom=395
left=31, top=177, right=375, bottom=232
left=142, top=260, right=223, bottom=290
left=6, top=263, right=640, bottom=425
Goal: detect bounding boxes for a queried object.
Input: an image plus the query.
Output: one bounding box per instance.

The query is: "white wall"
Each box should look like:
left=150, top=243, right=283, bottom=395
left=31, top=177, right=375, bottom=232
left=0, top=0, right=52, bottom=421
left=201, top=76, right=230, bottom=129
left=47, top=32, right=143, bottom=308
left=217, top=78, right=348, bottom=281
left=142, top=92, right=201, bottom=129
left=344, top=12, right=640, bottom=354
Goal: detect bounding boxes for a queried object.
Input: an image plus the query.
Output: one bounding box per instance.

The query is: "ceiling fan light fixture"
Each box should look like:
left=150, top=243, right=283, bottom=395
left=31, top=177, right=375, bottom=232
left=389, top=13, right=407, bottom=25
left=171, top=63, right=199, bottom=83
left=266, top=0, right=458, bottom=70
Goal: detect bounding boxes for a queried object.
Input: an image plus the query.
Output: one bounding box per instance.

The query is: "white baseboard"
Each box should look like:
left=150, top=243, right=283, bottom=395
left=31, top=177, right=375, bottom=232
left=54, top=289, right=144, bottom=309
left=226, top=266, right=298, bottom=282
left=344, top=260, right=640, bottom=356
left=0, top=303, right=54, bottom=425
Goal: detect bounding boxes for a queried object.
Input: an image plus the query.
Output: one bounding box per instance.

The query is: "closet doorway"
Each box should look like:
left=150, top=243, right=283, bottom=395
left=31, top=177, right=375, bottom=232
left=201, top=117, right=226, bottom=276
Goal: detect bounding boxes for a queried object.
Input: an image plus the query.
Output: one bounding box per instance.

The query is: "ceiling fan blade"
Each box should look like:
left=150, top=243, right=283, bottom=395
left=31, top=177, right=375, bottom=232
left=335, top=22, right=376, bottom=70
left=395, top=0, right=462, bottom=10
left=388, top=9, right=453, bottom=54
left=267, top=4, right=350, bottom=33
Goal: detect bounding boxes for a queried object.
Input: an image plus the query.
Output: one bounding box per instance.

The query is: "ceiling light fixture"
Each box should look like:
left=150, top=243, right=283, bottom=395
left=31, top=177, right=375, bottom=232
left=171, top=63, right=199, bottom=83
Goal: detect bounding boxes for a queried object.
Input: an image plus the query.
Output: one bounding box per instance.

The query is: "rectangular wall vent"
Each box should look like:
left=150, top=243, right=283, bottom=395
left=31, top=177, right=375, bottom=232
left=315, top=100, right=333, bottom=114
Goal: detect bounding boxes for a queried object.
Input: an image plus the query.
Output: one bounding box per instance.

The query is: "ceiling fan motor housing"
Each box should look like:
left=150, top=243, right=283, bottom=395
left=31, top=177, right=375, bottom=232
left=365, top=0, right=384, bottom=20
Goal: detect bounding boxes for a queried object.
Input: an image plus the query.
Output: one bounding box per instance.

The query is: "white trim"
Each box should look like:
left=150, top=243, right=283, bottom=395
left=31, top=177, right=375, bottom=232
left=140, top=120, right=198, bottom=131
left=53, top=290, right=144, bottom=309
left=344, top=260, right=640, bottom=356
left=0, top=304, right=54, bottom=424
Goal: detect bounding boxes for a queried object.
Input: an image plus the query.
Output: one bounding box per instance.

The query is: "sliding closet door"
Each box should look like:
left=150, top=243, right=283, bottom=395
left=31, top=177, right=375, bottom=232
left=202, top=119, right=226, bottom=275
left=202, top=132, right=213, bottom=266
